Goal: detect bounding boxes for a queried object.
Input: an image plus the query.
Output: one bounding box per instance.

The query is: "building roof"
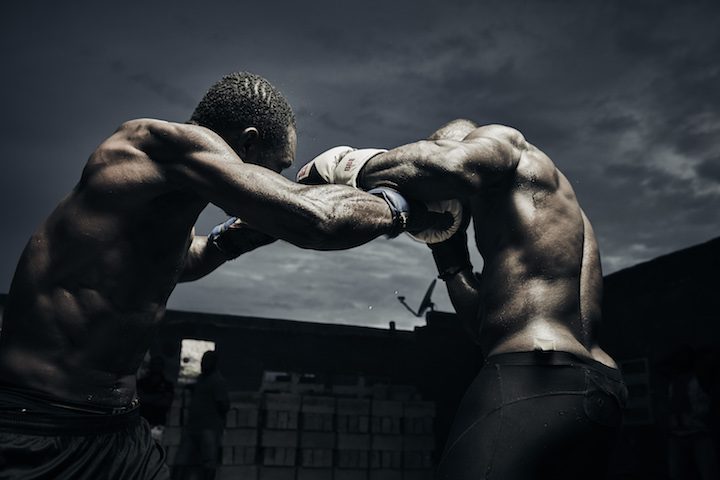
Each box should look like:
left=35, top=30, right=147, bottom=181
left=163, top=308, right=412, bottom=338
left=0, top=292, right=410, bottom=338
left=604, top=236, right=720, bottom=291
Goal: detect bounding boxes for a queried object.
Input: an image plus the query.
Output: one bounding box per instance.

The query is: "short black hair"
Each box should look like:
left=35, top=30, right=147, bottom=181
left=190, top=72, right=295, bottom=147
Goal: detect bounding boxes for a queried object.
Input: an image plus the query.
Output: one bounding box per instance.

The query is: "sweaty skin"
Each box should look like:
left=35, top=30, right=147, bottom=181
left=0, top=119, right=396, bottom=407
left=359, top=120, right=617, bottom=368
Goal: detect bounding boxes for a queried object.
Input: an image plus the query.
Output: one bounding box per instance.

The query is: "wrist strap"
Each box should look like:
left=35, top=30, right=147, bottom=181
left=208, top=217, right=241, bottom=261
left=367, top=187, right=409, bottom=238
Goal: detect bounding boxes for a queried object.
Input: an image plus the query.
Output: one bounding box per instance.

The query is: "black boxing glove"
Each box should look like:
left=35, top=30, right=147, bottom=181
left=208, top=217, right=277, bottom=260
left=429, top=204, right=472, bottom=281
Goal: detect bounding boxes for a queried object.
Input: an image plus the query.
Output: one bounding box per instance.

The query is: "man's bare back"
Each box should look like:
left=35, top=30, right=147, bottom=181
left=298, top=120, right=626, bottom=480
left=467, top=131, right=614, bottom=364
left=295, top=118, right=624, bottom=479
left=357, top=122, right=617, bottom=367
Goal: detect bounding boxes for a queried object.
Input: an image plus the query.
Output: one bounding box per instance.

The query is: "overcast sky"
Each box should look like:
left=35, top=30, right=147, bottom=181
left=1, top=0, right=718, bottom=329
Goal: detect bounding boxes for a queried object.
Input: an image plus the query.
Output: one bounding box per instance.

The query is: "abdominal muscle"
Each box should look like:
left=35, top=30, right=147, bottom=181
left=0, top=345, right=140, bottom=408
left=0, top=287, right=165, bottom=408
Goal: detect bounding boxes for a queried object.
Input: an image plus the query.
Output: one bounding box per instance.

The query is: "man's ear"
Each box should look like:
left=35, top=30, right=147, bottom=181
left=236, top=127, right=260, bottom=160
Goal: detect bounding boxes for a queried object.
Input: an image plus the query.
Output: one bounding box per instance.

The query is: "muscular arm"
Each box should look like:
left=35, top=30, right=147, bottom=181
left=427, top=200, right=484, bottom=341
left=147, top=121, right=396, bottom=250
left=446, top=269, right=484, bottom=341
left=579, top=210, right=603, bottom=344
left=178, top=232, right=226, bottom=282
left=358, top=124, right=522, bottom=201
left=579, top=210, right=618, bottom=367
left=179, top=219, right=281, bottom=282
left=420, top=121, right=502, bottom=340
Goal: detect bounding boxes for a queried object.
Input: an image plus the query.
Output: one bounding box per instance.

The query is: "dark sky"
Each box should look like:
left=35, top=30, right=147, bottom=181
left=1, top=0, right=718, bottom=329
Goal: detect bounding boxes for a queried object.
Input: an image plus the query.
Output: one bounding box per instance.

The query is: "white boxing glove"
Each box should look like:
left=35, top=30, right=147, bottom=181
left=332, top=148, right=387, bottom=187
left=297, top=145, right=462, bottom=244
left=296, top=146, right=353, bottom=185
left=296, top=146, right=387, bottom=187
left=407, top=199, right=464, bottom=244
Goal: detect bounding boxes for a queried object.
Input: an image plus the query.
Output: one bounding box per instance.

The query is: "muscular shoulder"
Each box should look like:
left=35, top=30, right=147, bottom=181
left=465, top=124, right=563, bottom=191
left=451, top=124, right=526, bottom=180
left=464, top=124, right=528, bottom=150
left=106, top=119, right=228, bottom=162
left=79, top=119, right=228, bottom=203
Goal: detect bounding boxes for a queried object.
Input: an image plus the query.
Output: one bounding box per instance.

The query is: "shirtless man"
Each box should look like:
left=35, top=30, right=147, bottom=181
left=298, top=119, right=628, bottom=479
left=0, top=72, right=443, bottom=479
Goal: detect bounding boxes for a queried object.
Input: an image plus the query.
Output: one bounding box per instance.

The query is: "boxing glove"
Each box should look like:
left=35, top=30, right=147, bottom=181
left=208, top=217, right=277, bottom=260
left=429, top=205, right=472, bottom=280
left=368, top=187, right=455, bottom=239
left=408, top=199, right=464, bottom=244
left=298, top=146, right=464, bottom=243
left=296, top=146, right=387, bottom=187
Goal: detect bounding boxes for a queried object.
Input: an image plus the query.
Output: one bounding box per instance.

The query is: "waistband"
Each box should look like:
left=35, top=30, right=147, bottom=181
left=0, top=384, right=140, bottom=436
left=486, top=351, right=623, bottom=382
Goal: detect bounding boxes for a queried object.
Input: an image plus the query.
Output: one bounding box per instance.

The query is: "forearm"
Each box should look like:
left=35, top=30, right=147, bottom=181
left=172, top=158, right=396, bottom=251
left=179, top=235, right=227, bottom=282
left=428, top=218, right=483, bottom=340
left=247, top=184, right=396, bottom=251
left=444, top=269, right=483, bottom=340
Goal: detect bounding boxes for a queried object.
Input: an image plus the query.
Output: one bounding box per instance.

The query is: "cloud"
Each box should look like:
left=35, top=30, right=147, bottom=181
left=1, top=0, right=719, bottom=326
left=168, top=235, right=450, bottom=329
left=696, top=158, right=720, bottom=184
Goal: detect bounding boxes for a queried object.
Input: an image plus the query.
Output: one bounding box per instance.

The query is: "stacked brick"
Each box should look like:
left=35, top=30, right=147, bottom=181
left=162, top=381, right=435, bottom=480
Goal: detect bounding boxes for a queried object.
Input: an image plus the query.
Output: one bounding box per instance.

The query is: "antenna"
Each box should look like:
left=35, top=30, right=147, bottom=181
left=397, top=279, right=436, bottom=317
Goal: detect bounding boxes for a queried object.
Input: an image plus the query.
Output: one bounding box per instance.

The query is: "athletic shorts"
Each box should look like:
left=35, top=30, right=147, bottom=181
left=437, top=351, right=628, bottom=480
left=0, top=384, right=169, bottom=480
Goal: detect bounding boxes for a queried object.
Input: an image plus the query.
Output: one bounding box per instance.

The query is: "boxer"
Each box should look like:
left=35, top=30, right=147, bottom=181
left=298, top=119, right=628, bottom=479
left=0, top=72, right=445, bottom=479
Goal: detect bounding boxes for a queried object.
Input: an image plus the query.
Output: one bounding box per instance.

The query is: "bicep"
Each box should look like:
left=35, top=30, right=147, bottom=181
left=359, top=137, right=519, bottom=201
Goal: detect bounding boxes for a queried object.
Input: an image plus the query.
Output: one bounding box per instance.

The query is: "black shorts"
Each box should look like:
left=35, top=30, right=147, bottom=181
left=437, top=351, right=627, bottom=480
left=0, top=385, right=169, bottom=480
